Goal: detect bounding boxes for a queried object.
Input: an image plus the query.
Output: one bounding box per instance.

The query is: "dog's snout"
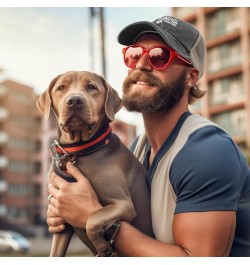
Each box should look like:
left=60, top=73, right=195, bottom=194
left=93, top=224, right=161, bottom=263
left=66, top=95, right=84, bottom=109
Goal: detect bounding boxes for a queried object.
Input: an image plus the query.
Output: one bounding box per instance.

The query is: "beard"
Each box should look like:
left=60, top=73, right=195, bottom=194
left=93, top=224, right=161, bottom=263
left=122, top=70, right=186, bottom=113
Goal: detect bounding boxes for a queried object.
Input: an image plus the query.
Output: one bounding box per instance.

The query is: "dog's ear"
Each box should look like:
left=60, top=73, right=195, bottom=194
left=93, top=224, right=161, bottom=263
left=100, top=76, right=123, bottom=121
left=36, top=75, right=60, bottom=121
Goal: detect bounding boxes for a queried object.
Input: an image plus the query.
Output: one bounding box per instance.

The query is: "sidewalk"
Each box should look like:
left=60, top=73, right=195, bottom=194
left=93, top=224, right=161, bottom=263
left=26, top=236, right=91, bottom=257
left=0, top=224, right=93, bottom=257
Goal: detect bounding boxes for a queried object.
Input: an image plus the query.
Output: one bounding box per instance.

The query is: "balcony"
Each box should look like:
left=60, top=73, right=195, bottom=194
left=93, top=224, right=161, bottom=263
left=207, top=40, right=242, bottom=74
left=209, top=74, right=245, bottom=107
left=0, top=84, right=7, bottom=98
left=212, top=109, right=247, bottom=138
left=0, top=131, right=8, bottom=145
left=0, top=180, right=8, bottom=192
left=206, top=8, right=241, bottom=40
left=0, top=107, right=8, bottom=121
left=0, top=156, right=8, bottom=168
left=0, top=204, right=7, bottom=217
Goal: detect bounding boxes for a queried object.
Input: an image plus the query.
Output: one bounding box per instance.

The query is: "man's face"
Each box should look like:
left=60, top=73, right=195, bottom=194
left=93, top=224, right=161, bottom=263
left=122, top=33, right=188, bottom=113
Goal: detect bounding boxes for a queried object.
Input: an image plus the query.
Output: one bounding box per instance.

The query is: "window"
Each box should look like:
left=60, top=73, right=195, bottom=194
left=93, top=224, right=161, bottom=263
left=207, top=40, right=241, bottom=73
left=8, top=137, right=32, bottom=151
left=212, top=109, right=246, bottom=137
left=0, top=85, right=7, bottom=97
left=33, top=161, right=41, bottom=174
left=34, top=140, right=42, bottom=152
left=209, top=74, right=244, bottom=106
left=8, top=206, right=28, bottom=219
left=8, top=160, right=32, bottom=174
left=9, top=91, right=31, bottom=105
left=206, top=8, right=240, bottom=40
left=9, top=114, right=32, bottom=128
left=207, top=47, right=221, bottom=72
left=8, top=184, right=29, bottom=196
left=33, top=183, right=41, bottom=198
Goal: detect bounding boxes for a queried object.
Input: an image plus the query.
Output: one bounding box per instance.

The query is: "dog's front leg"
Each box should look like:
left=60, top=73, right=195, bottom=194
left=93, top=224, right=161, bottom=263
left=86, top=199, right=136, bottom=257
left=50, top=223, right=74, bottom=256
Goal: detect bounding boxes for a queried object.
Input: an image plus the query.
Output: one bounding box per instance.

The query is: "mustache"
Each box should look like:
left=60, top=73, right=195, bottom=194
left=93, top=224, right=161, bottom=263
left=123, top=70, right=163, bottom=88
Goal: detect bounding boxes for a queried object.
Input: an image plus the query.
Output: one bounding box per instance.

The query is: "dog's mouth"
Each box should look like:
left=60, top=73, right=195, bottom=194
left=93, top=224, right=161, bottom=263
left=60, top=116, right=96, bottom=135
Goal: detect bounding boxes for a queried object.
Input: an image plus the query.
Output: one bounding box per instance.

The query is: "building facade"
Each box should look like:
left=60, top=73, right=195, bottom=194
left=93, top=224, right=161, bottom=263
left=0, top=80, right=43, bottom=229
left=172, top=7, right=250, bottom=162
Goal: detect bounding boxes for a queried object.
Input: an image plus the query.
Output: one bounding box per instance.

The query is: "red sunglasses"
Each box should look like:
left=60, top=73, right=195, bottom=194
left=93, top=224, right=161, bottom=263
left=122, top=44, right=192, bottom=70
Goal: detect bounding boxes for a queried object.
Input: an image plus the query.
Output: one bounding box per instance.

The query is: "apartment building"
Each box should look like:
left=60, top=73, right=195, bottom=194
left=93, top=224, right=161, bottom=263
left=0, top=79, right=43, bottom=229
left=172, top=7, right=250, bottom=162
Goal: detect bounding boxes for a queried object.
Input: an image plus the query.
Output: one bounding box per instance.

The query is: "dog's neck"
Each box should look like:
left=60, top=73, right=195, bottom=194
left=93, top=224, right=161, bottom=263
left=54, top=124, right=113, bottom=157
left=51, top=124, right=113, bottom=182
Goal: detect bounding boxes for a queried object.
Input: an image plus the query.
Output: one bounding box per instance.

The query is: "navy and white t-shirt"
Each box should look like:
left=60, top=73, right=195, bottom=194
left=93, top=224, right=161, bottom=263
left=131, top=112, right=250, bottom=257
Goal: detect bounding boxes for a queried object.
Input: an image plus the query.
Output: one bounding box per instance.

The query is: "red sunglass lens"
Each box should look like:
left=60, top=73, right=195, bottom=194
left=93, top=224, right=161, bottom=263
left=149, top=48, right=170, bottom=69
left=124, top=46, right=143, bottom=68
left=124, top=46, right=171, bottom=69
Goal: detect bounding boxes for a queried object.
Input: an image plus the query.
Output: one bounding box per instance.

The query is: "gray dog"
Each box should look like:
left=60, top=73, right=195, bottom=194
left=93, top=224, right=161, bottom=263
left=36, top=71, right=153, bottom=257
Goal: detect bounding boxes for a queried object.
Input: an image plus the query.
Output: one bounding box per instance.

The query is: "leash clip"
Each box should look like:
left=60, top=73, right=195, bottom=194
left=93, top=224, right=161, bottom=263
left=51, top=140, right=69, bottom=160
left=51, top=140, right=78, bottom=172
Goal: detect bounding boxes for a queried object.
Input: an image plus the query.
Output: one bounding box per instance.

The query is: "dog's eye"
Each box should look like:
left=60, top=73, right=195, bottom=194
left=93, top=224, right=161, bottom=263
left=86, top=84, right=97, bottom=91
left=57, top=85, right=66, bottom=91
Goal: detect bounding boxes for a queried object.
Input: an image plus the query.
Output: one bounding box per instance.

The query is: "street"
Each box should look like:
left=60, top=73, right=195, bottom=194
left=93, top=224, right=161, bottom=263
left=0, top=235, right=92, bottom=257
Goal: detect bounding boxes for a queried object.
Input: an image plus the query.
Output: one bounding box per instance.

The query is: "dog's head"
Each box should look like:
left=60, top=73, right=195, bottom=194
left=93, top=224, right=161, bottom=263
left=36, top=71, right=123, bottom=142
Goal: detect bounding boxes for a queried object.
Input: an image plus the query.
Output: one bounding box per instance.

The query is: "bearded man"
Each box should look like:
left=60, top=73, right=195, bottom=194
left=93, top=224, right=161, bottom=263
left=47, top=16, right=250, bottom=257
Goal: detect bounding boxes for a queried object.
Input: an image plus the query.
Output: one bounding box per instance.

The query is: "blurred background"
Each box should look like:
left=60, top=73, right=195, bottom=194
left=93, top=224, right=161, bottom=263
left=0, top=6, right=250, bottom=256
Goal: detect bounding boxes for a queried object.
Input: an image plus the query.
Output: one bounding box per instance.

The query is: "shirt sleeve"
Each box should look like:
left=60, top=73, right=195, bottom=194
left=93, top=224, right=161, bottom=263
left=170, top=126, right=245, bottom=214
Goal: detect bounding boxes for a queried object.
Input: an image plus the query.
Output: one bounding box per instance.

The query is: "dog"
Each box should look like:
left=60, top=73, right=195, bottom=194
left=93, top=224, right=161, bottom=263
left=36, top=71, right=154, bottom=257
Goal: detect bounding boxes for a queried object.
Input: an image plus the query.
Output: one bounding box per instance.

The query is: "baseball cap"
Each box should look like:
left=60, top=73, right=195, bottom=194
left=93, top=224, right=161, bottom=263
left=118, top=16, right=205, bottom=78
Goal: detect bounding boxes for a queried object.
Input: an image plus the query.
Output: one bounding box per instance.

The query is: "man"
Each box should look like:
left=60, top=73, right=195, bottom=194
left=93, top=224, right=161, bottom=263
left=47, top=16, right=250, bottom=256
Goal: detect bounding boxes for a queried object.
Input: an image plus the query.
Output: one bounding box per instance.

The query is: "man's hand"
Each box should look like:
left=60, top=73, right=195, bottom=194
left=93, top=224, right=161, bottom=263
left=47, top=162, right=102, bottom=232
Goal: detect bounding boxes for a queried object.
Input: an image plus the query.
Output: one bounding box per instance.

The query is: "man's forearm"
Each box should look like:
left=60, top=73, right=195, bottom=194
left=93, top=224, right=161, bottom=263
left=113, top=221, right=189, bottom=257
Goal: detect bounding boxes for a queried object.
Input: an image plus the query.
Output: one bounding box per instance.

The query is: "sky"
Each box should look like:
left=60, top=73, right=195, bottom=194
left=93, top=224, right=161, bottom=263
left=0, top=6, right=168, bottom=94
left=0, top=3, right=170, bottom=128
left=0, top=0, right=247, bottom=129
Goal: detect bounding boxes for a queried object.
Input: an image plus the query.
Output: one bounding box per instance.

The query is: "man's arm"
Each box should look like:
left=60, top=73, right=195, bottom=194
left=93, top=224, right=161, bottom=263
left=113, top=211, right=235, bottom=257
left=47, top=162, right=235, bottom=256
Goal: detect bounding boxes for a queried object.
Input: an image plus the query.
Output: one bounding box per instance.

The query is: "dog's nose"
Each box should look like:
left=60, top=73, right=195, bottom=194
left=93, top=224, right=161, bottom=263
left=66, top=96, right=84, bottom=109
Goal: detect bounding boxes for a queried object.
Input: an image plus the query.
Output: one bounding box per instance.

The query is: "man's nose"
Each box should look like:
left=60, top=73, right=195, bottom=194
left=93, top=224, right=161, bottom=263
left=135, top=53, right=153, bottom=71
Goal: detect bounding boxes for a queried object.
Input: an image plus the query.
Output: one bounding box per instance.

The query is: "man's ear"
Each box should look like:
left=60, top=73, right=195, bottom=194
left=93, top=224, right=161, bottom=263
left=99, top=75, right=123, bottom=121
left=36, top=75, right=61, bottom=121
left=186, top=68, right=199, bottom=87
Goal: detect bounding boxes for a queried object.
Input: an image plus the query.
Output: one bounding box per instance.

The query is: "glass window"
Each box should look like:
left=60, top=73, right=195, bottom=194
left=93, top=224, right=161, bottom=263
left=9, top=91, right=31, bottom=105
left=207, top=40, right=241, bottom=72
left=8, top=206, right=28, bottom=219
left=209, top=74, right=244, bottom=106
left=206, top=8, right=240, bottom=39
left=33, top=161, right=41, bottom=174
left=8, top=160, right=32, bottom=174
left=8, top=184, right=29, bottom=196
left=225, top=8, right=240, bottom=34
left=212, top=109, right=246, bottom=137
left=207, top=47, right=221, bottom=72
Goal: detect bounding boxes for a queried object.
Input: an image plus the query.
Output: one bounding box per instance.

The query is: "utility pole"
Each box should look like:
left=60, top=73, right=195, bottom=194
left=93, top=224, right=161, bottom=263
left=88, top=7, right=106, bottom=77
left=89, top=7, right=95, bottom=72
left=99, top=7, right=106, bottom=78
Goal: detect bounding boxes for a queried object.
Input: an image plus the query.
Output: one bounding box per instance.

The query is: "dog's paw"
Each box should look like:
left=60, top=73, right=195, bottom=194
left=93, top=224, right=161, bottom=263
left=96, top=245, right=116, bottom=257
